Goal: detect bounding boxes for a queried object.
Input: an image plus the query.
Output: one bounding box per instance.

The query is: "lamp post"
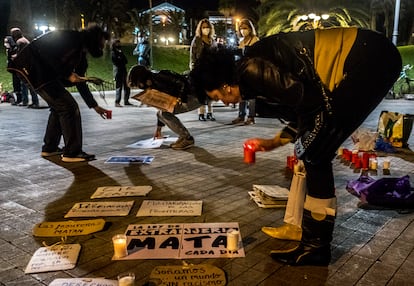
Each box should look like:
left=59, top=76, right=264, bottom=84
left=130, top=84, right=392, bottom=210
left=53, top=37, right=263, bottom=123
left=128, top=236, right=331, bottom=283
left=392, top=0, right=401, bottom=45
left=149, top=0, right=153, bottom=67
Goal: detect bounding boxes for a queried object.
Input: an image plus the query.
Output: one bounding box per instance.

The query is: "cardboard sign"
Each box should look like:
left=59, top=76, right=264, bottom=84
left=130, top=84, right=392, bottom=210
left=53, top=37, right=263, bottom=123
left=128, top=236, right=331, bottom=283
left=33, top=219, right=105, bottom=237
left=25, top=243, right=81, bottom=274
left=132, top=88, right=179, bottom=113
left=116, top=222, right=245, bottom=260
left=91, top=186, right=152, bottom=199
left=64, top=201, right=134, bottom=218
left=149, top=264, right=227, bottom=286
left=105, top=156, right=154, bottom=164
left=136, top=200, right=203, bottom=217
left=49, top=278, right=117, bottom=286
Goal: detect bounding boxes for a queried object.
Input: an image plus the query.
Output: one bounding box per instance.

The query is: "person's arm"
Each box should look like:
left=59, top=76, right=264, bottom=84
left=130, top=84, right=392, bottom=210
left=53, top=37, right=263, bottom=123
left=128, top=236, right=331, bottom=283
left=70, top=55, right=108, bottom=118
left=244, top=124, right=297, bottom=152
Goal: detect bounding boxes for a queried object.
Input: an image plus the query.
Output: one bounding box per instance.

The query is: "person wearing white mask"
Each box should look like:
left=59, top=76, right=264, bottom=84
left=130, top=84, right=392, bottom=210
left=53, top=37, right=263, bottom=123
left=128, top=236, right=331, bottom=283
left=189, top=18, right=217, bottom=121
left=232, top=19, right=260, bottom=125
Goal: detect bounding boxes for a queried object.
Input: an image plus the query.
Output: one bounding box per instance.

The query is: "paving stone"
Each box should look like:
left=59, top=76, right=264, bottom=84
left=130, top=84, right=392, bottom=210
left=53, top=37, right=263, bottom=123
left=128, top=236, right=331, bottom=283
left=1, top=93, right=414, bottom=285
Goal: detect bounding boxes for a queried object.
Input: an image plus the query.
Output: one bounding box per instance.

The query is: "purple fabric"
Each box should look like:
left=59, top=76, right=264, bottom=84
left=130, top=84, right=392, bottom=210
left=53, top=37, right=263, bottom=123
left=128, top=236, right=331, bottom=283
left=347, top=175, right=414, bottom=208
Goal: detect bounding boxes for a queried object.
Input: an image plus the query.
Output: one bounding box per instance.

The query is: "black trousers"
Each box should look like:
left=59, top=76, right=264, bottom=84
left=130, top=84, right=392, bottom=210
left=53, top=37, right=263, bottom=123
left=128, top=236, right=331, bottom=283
left=305, top=30, right=402, bottom=199
left=37, top=80, right=83, bottom=156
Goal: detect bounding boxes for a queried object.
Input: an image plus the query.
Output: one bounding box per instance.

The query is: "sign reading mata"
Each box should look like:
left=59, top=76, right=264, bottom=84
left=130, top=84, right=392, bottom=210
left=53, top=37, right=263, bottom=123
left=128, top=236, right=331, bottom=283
left=115, top=222, right=245, bottom=260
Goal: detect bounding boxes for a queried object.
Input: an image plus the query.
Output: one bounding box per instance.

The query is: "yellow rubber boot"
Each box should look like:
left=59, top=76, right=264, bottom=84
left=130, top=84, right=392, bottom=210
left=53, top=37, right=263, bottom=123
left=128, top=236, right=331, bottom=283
left=261, top=224, right=302, bottom=241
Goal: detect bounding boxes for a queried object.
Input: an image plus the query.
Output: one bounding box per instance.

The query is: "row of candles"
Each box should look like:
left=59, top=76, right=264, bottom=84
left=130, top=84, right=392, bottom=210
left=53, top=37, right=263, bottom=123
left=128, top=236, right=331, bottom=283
left=286, top=148, right=391, bottom=172
left=337, top=147, right=390, bottom=170
left=112, top=230, right=241, bottom=285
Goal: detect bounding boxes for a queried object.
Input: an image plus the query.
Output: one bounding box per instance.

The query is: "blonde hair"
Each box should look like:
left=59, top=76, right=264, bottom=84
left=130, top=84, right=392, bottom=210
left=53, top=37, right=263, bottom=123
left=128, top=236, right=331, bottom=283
left=195, top=18, right=215, bottom=39
left=238, top=19, right=257, bottom=37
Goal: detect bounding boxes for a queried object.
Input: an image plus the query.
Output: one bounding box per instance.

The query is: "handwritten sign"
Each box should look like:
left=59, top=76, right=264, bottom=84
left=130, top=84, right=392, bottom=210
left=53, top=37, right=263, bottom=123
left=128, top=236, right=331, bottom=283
left=91, top=186, right=152, bottom=199
left=149, top=264, right=227, bottom=286
left=49, top=278, right=117, bottom=286
left=116, top=222, right=245, bottom=260
left=136, top=200, right=203, bottom=217
left=25, top=244, right=81, bottom=274
left=64, top=201, right=134, bottom=218
left=105, top=156, right=154, bottom=164
left=33, top=219, right=105, bottom=237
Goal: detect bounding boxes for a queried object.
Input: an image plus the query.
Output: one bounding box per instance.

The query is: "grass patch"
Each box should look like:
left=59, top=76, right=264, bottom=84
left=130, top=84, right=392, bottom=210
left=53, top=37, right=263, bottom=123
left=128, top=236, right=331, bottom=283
left=0, top=45, right=190, bottom=92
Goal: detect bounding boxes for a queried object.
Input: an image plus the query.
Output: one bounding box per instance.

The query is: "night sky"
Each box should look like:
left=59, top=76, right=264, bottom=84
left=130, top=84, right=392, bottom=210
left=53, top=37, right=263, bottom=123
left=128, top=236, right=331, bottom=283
left=130, top=0, right=220, bottom=11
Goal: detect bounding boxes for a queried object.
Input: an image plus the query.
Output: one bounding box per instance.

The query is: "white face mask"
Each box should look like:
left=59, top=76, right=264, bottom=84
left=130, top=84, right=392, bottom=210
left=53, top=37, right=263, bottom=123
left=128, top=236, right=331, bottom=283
left=240, top=28, right=250, bottom=37
left=202, top=28, right=210, bottom=36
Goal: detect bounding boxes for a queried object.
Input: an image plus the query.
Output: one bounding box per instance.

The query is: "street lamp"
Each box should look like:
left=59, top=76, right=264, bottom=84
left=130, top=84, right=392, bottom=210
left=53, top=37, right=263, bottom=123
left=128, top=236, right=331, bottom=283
left=298, top=13, right=329, bottom=29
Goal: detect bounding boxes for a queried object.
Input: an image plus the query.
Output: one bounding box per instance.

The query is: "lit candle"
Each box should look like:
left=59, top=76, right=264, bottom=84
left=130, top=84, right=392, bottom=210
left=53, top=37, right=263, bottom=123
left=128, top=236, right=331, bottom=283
left=383, top=159, right=390, bottom=170
left=118, top=272, right=135, bottom=286
left=227, top=230, right=240, bottom=251
left=371, top=159, right=378, bottom=170
left=112, top=234, right=128, bottom=258
left=337, top=146, right=344, bottom=156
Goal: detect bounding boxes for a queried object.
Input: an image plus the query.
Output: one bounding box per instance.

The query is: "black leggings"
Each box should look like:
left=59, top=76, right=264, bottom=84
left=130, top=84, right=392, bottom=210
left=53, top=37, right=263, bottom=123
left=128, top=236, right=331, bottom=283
left=306, top=30, right=402, bottom=199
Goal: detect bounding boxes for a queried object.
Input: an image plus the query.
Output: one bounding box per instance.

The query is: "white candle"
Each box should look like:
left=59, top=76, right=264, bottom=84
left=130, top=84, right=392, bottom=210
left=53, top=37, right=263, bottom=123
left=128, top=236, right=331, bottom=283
left=383, top=159, right=390, bottom=170
left=371, top=159, right=378, bottom=170
left=118, top=276, right=135, bottom=286
left=337, top=147, right=344, bottom=156
left=112, top=234, right=128, bottom=258
left=227, top=230, right=240, bottom=251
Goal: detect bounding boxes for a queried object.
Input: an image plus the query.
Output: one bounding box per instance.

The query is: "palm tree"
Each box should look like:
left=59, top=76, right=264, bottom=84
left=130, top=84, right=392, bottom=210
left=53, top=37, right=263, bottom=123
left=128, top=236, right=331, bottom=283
left=256, top=0, right=370, bottom=36
left=85, top=0, right=130, bottom=38
left=127, top=8, right=151, bottom=37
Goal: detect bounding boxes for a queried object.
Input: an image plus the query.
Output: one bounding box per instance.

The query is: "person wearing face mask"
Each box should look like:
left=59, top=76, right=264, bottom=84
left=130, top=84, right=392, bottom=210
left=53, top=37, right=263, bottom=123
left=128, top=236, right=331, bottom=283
left=7, top=24, right=110, bottom=162
left=112, top=39, right=132, bottom=107
left=133, top=32, right=151, bottom=68
left=232, top=19, right=260, bottom=125
left=189, top=18, right=217, bottom=121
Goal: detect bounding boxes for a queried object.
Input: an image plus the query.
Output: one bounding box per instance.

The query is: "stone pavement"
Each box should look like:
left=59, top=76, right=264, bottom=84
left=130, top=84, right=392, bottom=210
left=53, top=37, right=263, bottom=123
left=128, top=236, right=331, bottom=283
left=1, top=91, right=414, bottom=286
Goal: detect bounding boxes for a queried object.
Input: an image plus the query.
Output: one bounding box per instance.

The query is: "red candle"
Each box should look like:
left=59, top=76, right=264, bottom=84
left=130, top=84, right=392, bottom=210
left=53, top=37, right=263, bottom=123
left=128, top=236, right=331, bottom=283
left=244, top=144, right=255, bottom=164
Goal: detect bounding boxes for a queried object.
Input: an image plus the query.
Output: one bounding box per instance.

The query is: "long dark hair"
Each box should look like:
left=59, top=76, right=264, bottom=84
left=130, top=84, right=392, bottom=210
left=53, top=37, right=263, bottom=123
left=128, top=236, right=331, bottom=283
left=190, top=48, right=238, bottom=103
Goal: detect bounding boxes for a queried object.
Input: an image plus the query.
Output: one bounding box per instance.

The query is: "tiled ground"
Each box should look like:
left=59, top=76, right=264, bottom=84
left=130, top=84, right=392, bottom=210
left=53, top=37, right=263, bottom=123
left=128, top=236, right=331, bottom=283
left=1, top=92, right=414, bottom=286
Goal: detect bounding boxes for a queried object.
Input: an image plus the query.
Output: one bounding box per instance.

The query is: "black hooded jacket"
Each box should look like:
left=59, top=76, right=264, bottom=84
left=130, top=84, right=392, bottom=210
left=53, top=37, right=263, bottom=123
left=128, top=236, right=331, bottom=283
left=8, top=30, right=101, bottom=108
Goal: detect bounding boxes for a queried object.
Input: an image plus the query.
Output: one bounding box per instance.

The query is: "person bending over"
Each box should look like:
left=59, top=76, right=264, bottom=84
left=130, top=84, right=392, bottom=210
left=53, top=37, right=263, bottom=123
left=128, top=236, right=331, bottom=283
left=190, top=27, right=401, bottom=266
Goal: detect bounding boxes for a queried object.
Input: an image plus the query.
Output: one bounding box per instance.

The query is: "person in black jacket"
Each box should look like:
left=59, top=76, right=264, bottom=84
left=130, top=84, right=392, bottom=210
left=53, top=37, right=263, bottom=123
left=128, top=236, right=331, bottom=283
left=190, top=27, right=402, bottom=266
left=111, top=39, right=132, bottom=107
left=8, top=24, right=110, bottom=162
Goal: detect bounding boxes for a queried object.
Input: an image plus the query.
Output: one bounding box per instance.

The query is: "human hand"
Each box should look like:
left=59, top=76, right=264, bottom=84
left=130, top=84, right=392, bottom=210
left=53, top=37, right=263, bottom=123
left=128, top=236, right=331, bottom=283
left=93, top=106, right=108, bottom=119
left=243, top=138, right=274, bottom=152
left=68, top=72, right=82, bottom=83
left=87, top=77, right=104, bottom=85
